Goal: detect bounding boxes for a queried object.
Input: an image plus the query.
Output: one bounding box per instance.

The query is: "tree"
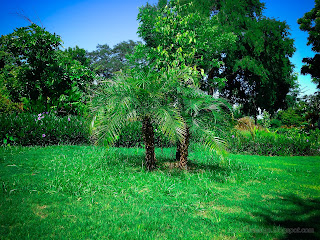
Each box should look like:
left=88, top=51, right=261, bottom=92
left=0, top=24, right=94, bottom=114
left=211, top=0, right=296, bottom=121
left=136, top=0, right=233, bottom=168
left=87, top=40, right=140, bottom=78
left=301, top=92, right=320, bottom=129
left=220, top=17, right=296, bottom=120
left=90, top=1, right=233, bottom=170
left=91, top=62, right=188, bottom=171
left=298, top=0, right=320, bottom=88
left=152, top=0, right=296, bottom=121
left=138, top=0, right=235, bottom=87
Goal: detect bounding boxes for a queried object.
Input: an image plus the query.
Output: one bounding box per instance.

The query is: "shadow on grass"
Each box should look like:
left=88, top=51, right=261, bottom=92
left=108, top=148, right=232, bottom=180
left=242, top=194, right=320, bottom=239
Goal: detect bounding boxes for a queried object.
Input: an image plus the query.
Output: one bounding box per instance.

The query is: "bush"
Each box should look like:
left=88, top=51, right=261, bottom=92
left=0, top=112, right=90, bottom=146
left=0, top=94, right=24, bottom=113
left=227, top=127, right=320, bottom=156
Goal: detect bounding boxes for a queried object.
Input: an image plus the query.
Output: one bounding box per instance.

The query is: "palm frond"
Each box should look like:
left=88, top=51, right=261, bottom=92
left=152, top=106, right=186, bottom=143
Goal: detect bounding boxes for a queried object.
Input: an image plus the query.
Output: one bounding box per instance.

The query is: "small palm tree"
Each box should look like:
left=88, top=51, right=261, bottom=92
left=174, top=87, right=232, bottom=169
left=90, top=64, right=187, bottom=171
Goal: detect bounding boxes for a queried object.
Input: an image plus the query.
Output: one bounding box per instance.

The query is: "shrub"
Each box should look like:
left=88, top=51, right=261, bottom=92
left=0, top=94, right=24, bottom=113
left=0, top=112, right=90, bottom=146
left=227, top=127, right=320, bottom=156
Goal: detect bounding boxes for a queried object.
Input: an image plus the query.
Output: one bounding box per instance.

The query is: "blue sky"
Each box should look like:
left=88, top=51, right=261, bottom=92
left=0, top=0, right=318, bottom=95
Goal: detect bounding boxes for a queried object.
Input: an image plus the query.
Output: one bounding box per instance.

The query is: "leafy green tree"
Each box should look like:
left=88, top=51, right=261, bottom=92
left=65, top=46, right=91, bottom=67
left=153, top=0, right=296, bottom=122
left=298, top=0, right=320, bottom=88
left=277, top=107, right=305, bottom=127
left=138, top=0, right=235, bottom=88
left=53, top=48, right=94, bottom=115
left=0, top=24, right=62, bottom=104
left=301, top=92, right=320, bottom=129
left=87, top=40, right=140, bottom=78
left=212, top=0, right=296, bottom=121
left=136, top=0, right=233, bottom=168
left=0, top=24, right=94, bottom=114
left=91, top=1, right=232, bottom=170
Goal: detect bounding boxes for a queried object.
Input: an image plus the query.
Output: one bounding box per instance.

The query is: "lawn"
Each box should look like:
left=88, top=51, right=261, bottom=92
left=0, top=145, right=319, bottom=239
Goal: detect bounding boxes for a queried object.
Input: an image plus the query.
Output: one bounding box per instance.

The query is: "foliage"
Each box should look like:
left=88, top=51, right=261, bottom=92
left=163, top=0, right=296, bottom=119
left=218, top=4, right=296, bottom=119
left=271, top=91, right=320, bottom=129
left=298, top=0, right=320, bottom=88
left=302, top=92, right=320, bottom=129
left=276, top=108, right=306, bottom=127
left=0, top=112, right=90, bottom=146
left=1, top=145, right=319, bottom=239
left=87, top=40, right=140, bottom=78
left=0, top=93, right=24, bottom=113
left=227, top=127, right=320, bottom=156
left=138, top=0, right=235, bottom=90
left=136, top=0, right=234, bottom=168
left=0, top=24, right=94, bottom=114
left=91, top=1, right=233, bottom=170
left=90, top=61, right=192, bottom=170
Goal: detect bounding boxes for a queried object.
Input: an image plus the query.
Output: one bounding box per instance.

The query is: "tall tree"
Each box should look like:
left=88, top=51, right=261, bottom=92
left=137, top=0, right=233, bottom=168
left=152, top=0, right=296, bottom=121
left=219, top=17, right=296, bottom=120
left=87, top=40, right=140, bottom=78
left=211, top=0, right=296, bottom=120
left=91, top=1, right=232, bottom=170
left=298, top=0, right=320, bottom=89
left=0, top=24, right=94, bottom=114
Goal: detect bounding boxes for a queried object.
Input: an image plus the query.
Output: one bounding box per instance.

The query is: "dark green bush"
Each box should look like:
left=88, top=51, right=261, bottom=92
left=0, top=113, right=90, bottom=146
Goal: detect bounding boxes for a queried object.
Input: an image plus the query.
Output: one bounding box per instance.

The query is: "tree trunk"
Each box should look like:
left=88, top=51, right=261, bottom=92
left=176, top=142, right=181, bottom=162
left=177, top=125, right=190, bottom=170
left=142, top=116, right=156, bottom=171
left=207, top=68, right=215, bottom=96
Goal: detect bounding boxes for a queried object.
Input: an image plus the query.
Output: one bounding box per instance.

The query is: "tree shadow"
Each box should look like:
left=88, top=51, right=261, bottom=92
left=241, top=194, right=320, bottom=239
left=110, top=148, right=231, bottom=180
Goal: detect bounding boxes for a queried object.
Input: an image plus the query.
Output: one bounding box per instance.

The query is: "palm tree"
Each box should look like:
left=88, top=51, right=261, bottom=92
left=174, top=87, right=231, bottom=169
left=90, top=64, right=186, bottom=171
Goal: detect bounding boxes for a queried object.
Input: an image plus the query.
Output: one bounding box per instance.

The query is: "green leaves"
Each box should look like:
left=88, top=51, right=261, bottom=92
left=0, top=24, right=94, bottom=115
left=298, top=0, right=320, bottom=88
left=87, top=40, right=141, bottom=78
left=138, top=0, right=235, bottom=73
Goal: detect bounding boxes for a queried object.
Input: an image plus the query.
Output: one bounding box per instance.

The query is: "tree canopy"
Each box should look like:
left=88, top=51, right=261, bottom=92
left=298, top=0, right=320, bottom=89
left=87, top=40, right=140, bottom=78
left=149, top=0, right=296, bottom=121
left=0, top=24, right=94, bottom=114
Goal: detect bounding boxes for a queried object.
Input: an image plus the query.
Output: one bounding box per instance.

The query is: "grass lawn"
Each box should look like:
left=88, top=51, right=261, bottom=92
left=0, top=145, right=319, bottom=239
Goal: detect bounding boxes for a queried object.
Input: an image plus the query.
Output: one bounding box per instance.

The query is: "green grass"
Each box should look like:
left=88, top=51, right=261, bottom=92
left=0, top=145, right=319, bottom=239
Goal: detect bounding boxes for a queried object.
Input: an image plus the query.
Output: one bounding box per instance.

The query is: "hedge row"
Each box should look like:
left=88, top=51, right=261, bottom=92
left=0, top=113, right=90, bottom=146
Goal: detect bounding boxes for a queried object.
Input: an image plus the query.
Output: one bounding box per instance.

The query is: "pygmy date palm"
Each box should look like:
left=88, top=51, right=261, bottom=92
left=174, top=86, right=231, bottom=169
left=90, top=64, right=186, bottom=171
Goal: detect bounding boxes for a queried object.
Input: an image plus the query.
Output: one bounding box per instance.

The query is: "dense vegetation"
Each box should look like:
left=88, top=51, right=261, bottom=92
left=0, top=0, right=319, bottom=159
left=1, top=0, right=320, bottom=238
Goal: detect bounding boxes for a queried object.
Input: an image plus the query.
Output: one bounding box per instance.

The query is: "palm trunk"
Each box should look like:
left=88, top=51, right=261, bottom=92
left=177, top=125, right=190, bottom=170
left=142, top=116, right=156, bottom=171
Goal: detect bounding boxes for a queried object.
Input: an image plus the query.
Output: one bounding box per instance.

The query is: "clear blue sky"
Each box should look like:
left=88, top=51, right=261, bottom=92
left=0, top=0, right=318, bottom=95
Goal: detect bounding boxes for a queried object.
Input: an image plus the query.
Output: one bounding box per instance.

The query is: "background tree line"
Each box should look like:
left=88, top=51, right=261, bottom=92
left=0, top=0, right=319, bottom=127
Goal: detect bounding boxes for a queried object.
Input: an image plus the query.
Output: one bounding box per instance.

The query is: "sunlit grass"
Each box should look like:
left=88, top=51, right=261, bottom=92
left=0, top=145, right=319, bottom=239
